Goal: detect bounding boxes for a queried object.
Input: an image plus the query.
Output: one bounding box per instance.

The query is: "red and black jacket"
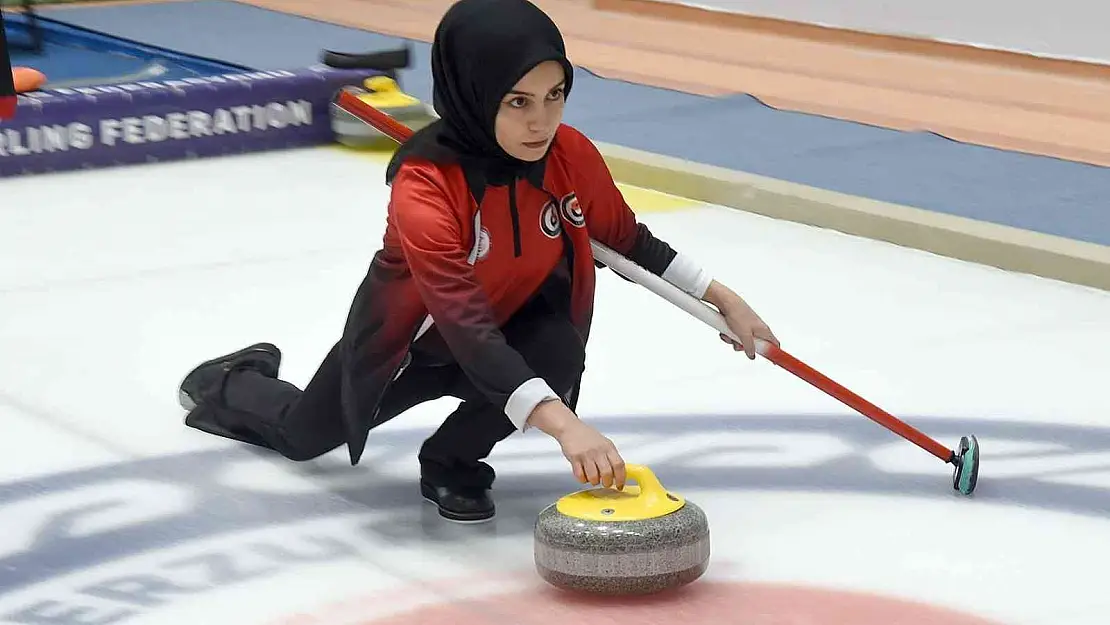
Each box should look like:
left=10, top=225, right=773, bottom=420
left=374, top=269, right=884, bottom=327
left=337, top=124, right=711, bottom=464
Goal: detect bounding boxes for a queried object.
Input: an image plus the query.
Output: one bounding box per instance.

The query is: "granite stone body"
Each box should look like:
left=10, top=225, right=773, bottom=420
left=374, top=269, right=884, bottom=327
left=533, top=499, right=711, bottom=595
left=330, top=97, right=434, bottom=148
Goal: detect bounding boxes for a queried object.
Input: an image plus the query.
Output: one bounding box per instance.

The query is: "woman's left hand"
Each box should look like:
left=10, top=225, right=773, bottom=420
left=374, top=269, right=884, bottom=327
left=718, top=300, right=779, bottom=360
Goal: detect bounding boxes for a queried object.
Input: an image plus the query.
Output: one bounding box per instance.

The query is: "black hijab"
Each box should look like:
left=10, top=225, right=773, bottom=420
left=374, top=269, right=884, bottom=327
left=385, top=0, right=575, bottom=196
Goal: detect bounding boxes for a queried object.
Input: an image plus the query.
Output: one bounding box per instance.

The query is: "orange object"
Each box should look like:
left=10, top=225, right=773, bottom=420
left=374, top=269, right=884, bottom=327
left=12, top=67, right=47, bottom=93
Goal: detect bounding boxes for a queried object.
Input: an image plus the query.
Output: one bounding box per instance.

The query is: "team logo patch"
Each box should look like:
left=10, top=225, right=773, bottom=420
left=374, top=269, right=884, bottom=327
left=560, top=193, right=585, bottom=228
left=540, top=201, right=561, bottom=238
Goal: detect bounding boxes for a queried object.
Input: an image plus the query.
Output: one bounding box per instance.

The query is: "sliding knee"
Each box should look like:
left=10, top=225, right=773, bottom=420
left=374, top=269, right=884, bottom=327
left=281, top=446, right=330, bottom=462
left=269, top=434, right=335, bottom=462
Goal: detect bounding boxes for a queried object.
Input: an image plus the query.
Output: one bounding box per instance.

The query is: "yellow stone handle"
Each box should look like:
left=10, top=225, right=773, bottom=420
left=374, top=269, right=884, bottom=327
left=625, top=464, right=666, bottom=499
left=553, top=462, right=681, bottom=521
left=363, top=76, right=400, bottom=92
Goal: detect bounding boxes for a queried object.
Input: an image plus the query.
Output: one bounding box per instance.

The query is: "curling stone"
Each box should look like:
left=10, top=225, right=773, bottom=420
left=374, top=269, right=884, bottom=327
left=330, top=76, right=436, bottom=149
left=533, top=464, right=710, bottom=596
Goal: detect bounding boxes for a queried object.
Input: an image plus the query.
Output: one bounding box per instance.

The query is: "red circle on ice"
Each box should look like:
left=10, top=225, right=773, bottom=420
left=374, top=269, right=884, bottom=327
left=344, top=580, right=1004, bottom=625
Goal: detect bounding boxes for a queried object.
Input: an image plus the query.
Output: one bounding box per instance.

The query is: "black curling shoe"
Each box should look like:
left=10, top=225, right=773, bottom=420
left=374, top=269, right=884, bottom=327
left=420, top=480, right=496, bottom=523
left=178, top=342, right=282, bottom=411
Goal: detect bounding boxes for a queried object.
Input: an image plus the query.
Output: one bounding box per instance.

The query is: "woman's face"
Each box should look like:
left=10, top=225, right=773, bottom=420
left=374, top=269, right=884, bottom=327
left=494, top=60, right=567, bottom=161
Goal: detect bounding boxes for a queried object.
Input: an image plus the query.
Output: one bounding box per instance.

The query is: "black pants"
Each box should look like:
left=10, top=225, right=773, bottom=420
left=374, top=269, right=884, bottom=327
left=198, top=296, right=585, bottom=490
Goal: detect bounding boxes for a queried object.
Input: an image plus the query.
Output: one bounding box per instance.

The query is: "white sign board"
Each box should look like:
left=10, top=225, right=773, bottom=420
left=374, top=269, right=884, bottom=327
left=655, top=0, right=1110, bottom=65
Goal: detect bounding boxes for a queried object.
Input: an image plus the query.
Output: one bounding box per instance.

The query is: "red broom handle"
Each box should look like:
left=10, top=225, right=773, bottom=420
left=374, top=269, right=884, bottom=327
left=337, top=88, right=414, bottom=143
left=587, top=239, right=953, bottom=462
left=760, top=344, right=952, bottom=460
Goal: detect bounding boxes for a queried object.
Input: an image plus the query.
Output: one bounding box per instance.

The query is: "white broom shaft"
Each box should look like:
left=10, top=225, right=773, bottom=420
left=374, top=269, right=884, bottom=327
left=589, top=240, right=771, bottom=355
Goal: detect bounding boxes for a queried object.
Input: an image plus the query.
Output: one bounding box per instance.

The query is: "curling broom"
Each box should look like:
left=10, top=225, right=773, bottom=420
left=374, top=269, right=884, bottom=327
left=332, top=87, right=981, bottom=496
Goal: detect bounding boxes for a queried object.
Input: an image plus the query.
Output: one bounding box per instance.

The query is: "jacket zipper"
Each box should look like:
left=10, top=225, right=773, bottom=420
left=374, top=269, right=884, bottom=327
left=509, top=180, right=522, bottom=257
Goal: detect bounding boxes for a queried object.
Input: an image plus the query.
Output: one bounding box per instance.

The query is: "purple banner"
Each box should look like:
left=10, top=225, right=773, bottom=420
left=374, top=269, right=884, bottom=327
left=0, top=65, right=382, bottom=177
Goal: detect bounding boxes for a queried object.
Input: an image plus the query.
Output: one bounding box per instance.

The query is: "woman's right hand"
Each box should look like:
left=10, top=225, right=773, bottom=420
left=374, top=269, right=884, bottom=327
left=527, top=400, right=627, bottom=490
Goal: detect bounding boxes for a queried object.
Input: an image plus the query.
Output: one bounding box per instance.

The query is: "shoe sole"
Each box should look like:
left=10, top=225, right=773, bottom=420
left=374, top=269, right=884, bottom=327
left=420, top=494, right=495, bottom=524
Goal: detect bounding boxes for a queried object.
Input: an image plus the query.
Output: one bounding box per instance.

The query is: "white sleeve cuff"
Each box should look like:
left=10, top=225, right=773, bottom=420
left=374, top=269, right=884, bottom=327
left=662, top=252, right=713, bottom=299
left=505, top=377, right=560, bottom=431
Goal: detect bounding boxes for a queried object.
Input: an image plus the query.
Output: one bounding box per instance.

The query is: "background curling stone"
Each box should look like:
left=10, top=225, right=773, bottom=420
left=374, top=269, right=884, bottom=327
left=533, top=464, right=710, bottom=595
left=331, top=77, right=436, bottom=149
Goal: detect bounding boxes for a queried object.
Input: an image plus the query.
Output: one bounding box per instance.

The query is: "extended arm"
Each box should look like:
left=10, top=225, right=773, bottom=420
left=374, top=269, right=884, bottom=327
left=566, top=127, right=779, bottom=357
